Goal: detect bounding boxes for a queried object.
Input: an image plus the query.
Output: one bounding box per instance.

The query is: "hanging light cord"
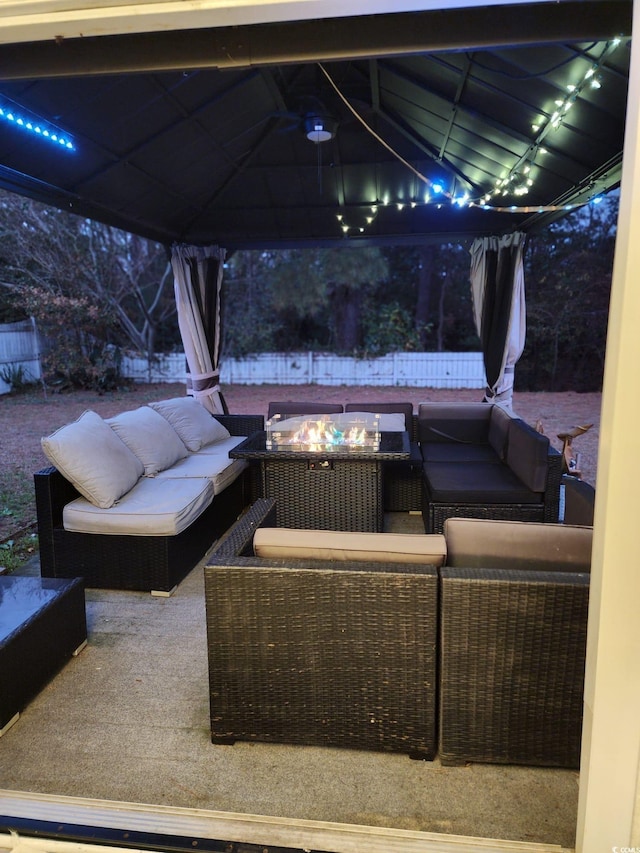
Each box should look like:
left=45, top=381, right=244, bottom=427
left=317, top=63, right=445, bottom=196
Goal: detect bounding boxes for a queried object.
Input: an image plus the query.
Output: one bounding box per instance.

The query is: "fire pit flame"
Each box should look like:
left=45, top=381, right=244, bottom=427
left=265, top=413, right=381, bottom=452
left=290, top=419, right=367, bottom=447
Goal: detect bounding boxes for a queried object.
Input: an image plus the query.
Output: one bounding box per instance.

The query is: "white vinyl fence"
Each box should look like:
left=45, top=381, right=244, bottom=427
left=0, top=319, right=42, bottom=394
left=0, top=321, right=485, bottom=393
left=122, top=351, right=485, bottom=389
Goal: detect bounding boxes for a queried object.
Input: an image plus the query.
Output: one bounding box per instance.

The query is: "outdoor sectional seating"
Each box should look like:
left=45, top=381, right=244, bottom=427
left=204, top=498, right=592, bottom=767
left=35, top=397, right=263, bottom=594
left=562, top=473, right=596, bottom=525
left=266, top=399, right=563, bottom=525
left=418, top=401, right=563, bottom=532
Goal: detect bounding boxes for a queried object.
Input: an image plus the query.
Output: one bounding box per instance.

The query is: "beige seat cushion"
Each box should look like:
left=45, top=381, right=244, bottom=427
left=63, top=476, right=214, bottom=536
left=155, top=453, right=247, bottom=494
left=253, top=528, right=447, bottom=565
left=444, top=517, right=592, bottom=572
left=149, top=397, right=230, bottom=451
left=42, top=410, right=144, bottom=509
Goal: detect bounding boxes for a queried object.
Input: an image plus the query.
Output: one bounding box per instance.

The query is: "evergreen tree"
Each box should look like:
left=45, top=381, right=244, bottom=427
left=519, top=197, right=616, bottom=391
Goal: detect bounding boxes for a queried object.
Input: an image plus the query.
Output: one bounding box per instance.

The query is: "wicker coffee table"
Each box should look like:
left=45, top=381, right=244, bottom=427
left=230, top=430, right=410, bottom=531
left=0, top=575, right=87, bottom=735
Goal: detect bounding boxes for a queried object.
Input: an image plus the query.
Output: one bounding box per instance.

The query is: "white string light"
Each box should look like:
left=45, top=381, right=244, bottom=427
left=333, top=38, right=623, bottom=236
left=333, top=195, right=609, bottom=236
left=486, top=38, right=621, bottom=204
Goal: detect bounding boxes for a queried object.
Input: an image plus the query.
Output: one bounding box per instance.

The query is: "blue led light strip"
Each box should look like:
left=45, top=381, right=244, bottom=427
left=0, top=102, right=75, bottom=151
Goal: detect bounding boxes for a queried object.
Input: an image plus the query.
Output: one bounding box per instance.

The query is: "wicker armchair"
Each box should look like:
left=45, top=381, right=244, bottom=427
left=438, top=517, right=591, bottom=768
left=204, top=499, right=439, bottom=758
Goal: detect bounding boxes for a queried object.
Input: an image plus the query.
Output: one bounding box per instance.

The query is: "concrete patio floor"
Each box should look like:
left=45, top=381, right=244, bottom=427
left=0, top=515, right=579, bottom=851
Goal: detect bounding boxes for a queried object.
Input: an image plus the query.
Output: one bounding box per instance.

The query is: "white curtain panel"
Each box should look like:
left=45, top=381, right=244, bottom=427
left=171, top=243, right=226, bottom=415
left=470, top=231, right=526, bottom=409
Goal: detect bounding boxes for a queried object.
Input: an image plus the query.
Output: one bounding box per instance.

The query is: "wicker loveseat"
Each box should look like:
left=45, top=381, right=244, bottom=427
left=418, top=402, right=562, bottom=532
left=35, top=398, right=263, bottom=594
left=204, top=499, right=591, bottom=767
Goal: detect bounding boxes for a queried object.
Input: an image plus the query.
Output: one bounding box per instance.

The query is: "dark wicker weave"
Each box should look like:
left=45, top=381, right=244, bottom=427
left=215, top=413, right=264, bottom=437
left=0, top=576, right=86, bottom=731
left=205, top=499, right=438, bottom=758
left=439, top=566, right=589, bottom=768
left=263, top=456, right=383, bottom=531
left=343, top=408, right=422, bottom=513
left=35, top=469, right=248, bottom=593
left=230, top=431, right=410, bottom=531
left=217, top=414, right=265, bottom=505
left=210, top=497, right=278, bottom=558
left=383, top=419, right=422, bottom=512
left=422, top=448, right=563, bottom=533
left=35, top=413, right=263, bottom=593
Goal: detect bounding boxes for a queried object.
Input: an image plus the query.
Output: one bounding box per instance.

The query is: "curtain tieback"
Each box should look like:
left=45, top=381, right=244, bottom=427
left=189, top=385, right=221, bottom=399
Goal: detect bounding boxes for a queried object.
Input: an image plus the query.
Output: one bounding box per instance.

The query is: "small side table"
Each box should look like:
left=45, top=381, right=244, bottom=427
left=0, top=575, right=87, bottom=735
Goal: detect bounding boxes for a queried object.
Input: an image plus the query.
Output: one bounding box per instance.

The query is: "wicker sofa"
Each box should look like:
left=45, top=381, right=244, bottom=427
left=418, top=401, right=562, bottom=532
left=204, top=499, right=591, bottom=767
left=35, top=398, right=263, bottom=594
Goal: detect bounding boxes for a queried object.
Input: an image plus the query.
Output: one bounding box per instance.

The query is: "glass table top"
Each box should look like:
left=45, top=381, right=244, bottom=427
left=231, top=430, right=410, bottom=460
left=0, top=576, right=73, bottom=642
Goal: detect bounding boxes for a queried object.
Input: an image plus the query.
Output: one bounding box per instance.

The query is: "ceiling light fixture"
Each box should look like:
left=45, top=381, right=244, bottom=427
left=304, top=116, right=336, bottom=144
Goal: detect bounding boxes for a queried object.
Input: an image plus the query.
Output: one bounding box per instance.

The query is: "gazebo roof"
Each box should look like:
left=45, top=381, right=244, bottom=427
left=0, top=1, right=631, bottom=248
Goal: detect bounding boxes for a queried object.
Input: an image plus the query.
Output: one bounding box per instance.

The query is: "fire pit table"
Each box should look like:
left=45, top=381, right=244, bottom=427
left=230, top=414, right=410, bottom=532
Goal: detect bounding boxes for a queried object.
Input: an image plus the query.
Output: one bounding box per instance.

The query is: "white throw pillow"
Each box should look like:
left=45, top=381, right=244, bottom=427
left=41, top=410, right=144, bottom=509
left=107, top=406, right=188, bottom=476
left=149, top=397, right=230, bottom=451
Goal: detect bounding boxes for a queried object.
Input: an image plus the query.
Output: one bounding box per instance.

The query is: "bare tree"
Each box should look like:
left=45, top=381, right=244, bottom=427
left=84, top=227, right=176, bottom=378
left=0, top=190, right=175, bottom=386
